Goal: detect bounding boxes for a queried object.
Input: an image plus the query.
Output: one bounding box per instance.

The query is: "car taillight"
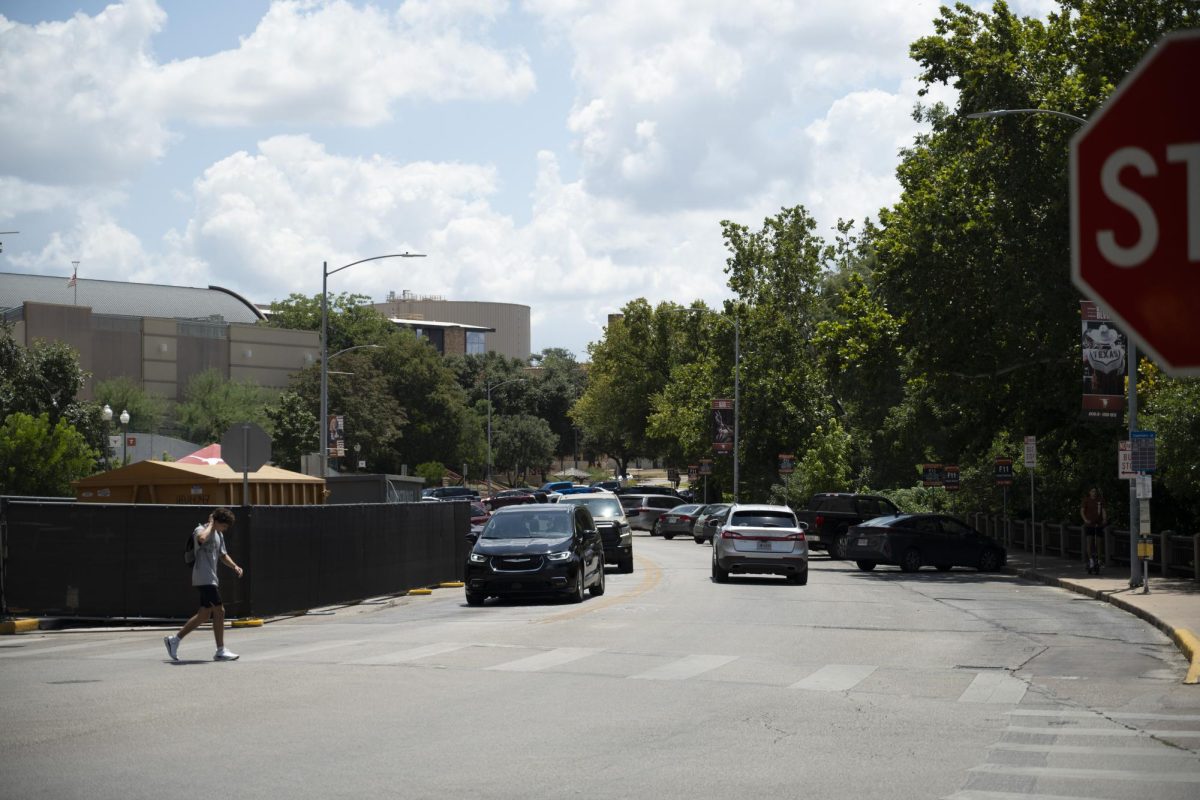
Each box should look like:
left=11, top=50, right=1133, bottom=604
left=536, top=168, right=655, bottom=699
left=786, top=532, right=806, bottom=541
left=721, top=529, right=743, bottom=539
left=680, top=515, right=693, bottom=523
left=815, top=515, right=825, bottom=527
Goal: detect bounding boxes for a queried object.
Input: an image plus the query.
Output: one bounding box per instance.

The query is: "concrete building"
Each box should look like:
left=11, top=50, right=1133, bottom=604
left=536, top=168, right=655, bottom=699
left=1, top=272, right=319, bottom=400
left=375, top=290, right=531, bottom=361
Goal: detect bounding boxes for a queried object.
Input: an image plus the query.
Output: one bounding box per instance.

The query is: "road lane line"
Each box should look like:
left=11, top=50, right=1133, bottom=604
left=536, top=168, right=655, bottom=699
left=789, top=664, right=877, bottom=692
left=1010, top=709, right=1200, bottom=722
left=539, top=554, right=664, bottom=624
left=487, top=647, right=601, bottom=672
left=250, top=639, right=364, bottom=661
left=990, top=742, right=1197, bottom=757
left=631, top=654, right=737, bottom=681
left=957, top=671, right=1028, bottom=704
left=1005, top=725, right=1200, bottom=737
left=345, top=642, right=468, bottom=665
left=945, top=792, right=1107, bottom=800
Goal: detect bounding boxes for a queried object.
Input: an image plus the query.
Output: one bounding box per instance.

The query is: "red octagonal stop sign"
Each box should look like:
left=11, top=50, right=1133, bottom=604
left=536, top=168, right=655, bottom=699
left=1071, top=30, right=1200, bottom=376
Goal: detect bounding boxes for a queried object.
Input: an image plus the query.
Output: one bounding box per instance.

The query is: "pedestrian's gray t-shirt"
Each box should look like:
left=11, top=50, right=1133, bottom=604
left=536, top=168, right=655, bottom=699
left=191, top=525, right=226, bottom=587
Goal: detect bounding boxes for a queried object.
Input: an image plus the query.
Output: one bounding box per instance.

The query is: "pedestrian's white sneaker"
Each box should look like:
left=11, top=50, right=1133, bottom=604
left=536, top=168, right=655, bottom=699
left=164, top=635, right=180, bottom=661
left=213, top=647, right=239, bottom=661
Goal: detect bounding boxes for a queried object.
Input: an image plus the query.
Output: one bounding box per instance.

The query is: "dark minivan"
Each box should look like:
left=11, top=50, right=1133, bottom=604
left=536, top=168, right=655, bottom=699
left=465, top=505, right=606, bottom=605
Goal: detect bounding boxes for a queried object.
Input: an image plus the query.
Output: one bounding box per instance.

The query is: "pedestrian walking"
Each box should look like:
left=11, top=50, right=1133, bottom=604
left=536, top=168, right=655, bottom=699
left=164, top=508, right=244, bottom=662
left=1080, top=487, right=1107, bottom=575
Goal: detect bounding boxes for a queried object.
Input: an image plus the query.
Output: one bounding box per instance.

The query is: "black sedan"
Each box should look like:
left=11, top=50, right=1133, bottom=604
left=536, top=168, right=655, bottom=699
left=844, top=514, right=1006, bottom=573
left=464, top=505, right=606, bottom=605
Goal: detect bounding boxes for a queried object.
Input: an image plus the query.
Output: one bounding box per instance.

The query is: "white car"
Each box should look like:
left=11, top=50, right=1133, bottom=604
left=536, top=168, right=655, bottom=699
left=711, top=504, right=809, bottom=585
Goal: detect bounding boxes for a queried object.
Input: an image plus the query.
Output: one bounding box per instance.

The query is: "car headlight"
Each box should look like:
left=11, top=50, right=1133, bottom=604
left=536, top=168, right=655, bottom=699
left=468, top=552, right=487, bottom=563
left=546, top=551, right=573, bottom=561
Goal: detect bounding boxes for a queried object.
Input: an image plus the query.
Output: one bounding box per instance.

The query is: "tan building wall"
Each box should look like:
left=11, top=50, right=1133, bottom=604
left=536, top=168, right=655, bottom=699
left=376, top=298, right=530, bottom=360
left=229, top=323, right=319, bottom=389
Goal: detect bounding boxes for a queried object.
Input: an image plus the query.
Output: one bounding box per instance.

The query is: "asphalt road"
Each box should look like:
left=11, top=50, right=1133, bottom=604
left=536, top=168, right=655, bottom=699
left=2, top=534, right=1198, bottom=800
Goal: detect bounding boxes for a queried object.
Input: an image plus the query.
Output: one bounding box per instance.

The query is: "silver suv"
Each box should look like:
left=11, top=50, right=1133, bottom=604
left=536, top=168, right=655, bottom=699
left=711, top=504, right=809, bottom=585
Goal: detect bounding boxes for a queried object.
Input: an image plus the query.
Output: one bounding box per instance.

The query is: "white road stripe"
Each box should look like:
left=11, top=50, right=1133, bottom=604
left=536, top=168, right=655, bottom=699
left=631, top=654, right=738, bottom=681
left=970, top=764, right=1200, bottom=783
left=958, top=672, right=1027, bottom=704
left=945, top=792, right=1105, bottom=800
left=990, top=742, right=1197, bottom=758
left=0, top=640, right=116, bottom=659
left=487, top=647, right=600, bottom=673
left=345, top=642, right=468, bottom=666
left=1011, top=709, right=1200, bottom=722
left=1006, top=725, right=1200, bottom=738
left=789, top=664, right=877, bottom=692
left=250, top=639, right=364, bottom=661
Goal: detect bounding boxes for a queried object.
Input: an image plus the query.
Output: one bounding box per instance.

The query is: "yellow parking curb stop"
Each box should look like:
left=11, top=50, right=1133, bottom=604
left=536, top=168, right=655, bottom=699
left=1176, top=628, right=1200, bottom=685
left=439, top=582, right=464, bottom=588
left=408, top=588, right=433, bottom=595
left=0, top=618, right=39, bottom=635
left=231, top=618, right=264, bottom=628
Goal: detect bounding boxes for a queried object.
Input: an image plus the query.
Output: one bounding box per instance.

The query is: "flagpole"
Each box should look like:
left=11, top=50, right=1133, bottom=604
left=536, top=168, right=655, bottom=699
left=71, top=261, right=79, bottom=305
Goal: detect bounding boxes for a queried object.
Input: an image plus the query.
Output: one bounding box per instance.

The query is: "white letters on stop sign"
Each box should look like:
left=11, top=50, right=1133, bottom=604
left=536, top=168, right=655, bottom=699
left=1098, top=142, right=1200, bottom=267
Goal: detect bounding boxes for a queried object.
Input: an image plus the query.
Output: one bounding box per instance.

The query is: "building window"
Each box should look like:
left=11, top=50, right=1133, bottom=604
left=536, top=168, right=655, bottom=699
left=466, top=331, right=485, bottom=355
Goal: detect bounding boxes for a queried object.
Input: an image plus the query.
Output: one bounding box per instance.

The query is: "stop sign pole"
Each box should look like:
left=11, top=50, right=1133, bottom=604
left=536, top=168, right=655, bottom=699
left=1070, top=29, right=1200, bottom=377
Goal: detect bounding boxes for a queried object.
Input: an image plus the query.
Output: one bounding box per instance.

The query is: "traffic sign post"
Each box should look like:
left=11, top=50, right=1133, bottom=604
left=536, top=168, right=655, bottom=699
left=1070, top=30, right=1200, bottom=376
left=220, top=422, right=272, bottom=504
left=1024, top=436, right=1037, bottom=569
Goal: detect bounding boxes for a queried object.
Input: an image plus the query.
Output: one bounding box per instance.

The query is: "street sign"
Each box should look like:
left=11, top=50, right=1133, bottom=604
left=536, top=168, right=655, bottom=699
left=1070, top=30, right=1200, bottom=376
left=778, top=454, right=795, bottom=475
left=921, top=463, right=943, bottom=487
left=220, top=422, right=272, bottom=473
left=1023, top=436, right=1037, bottom=468
left=1131, top=430, right=1157, bottom=473
left=994, top=457, right=1014, bottom=486
left=943, top=465, right=960, bottom=492
left=1118, top=440, right=1136, bottom=479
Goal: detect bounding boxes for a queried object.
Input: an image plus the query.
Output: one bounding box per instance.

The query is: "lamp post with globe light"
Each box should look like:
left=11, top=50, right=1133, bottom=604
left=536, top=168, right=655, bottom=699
left=101, top=404, right=113, bottom=469
left=119, top=409, right=130, bottom=466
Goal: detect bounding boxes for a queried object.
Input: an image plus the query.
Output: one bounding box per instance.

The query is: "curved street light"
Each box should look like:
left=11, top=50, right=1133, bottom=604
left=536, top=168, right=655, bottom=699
left=967, top=105, right=1140, bottom=586
left=321, top=254, right=425, bottom=477
left=485, top=377, right=527, bottom=494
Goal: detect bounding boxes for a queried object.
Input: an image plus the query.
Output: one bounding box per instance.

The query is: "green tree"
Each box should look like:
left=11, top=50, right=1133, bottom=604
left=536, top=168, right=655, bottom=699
left=492, top=414, right=559, bottom=483
left=264, top=390, right=319, bottom=471
left=177, top=369, right=276, bottom=444
left=266, top=292, right=399, bottom=354
left=94, top=376, right=168, bottom=433
left=1139, top=368, right=1200, bottom=533
left=0, top=412, right=98, bottom=496
left=531, top=348, right=588, bottom=461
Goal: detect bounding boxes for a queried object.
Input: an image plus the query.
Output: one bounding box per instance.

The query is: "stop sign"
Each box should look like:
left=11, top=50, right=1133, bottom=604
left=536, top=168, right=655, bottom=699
left=1070, top=30, right=1200, bottom=376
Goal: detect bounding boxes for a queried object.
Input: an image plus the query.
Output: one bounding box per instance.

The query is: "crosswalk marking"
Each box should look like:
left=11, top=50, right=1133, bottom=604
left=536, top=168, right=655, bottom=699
left=487, top=647, right=600, bottom=672
left=0, top=639, right=114, bottom=659
left=945, top=792, right=1104, bottom=800
left=989, top=742, right=1198, bottom=758
left=789, top=664, right=877, bottom=692
left=957, top=672, right=1027, bottom=704
left=1010, top=709, right=1200, bottom=722
left=1006, top=725, right=1200, bottom=738
left=969, top=764, right=1200, bottom=783
left=631, top=654, right=738, bottom=681
left=251, top=639, right=364, bottom=661
left=345, top=642, right=468, bottom=666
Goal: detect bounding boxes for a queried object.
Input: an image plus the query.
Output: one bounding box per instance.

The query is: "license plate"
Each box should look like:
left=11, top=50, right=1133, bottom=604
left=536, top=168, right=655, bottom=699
left=756, top=540, right=772, bottom=551
left=857, top=538, right=868, bottom=546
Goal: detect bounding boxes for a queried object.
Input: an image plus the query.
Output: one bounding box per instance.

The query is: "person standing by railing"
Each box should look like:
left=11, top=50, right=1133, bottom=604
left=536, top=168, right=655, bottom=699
left=1080, top=488, right=1107, bottom=575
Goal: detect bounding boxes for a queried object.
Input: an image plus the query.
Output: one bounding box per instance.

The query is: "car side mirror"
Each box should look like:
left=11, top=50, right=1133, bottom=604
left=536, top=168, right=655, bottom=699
left=466, top=530, right=479, bottom=545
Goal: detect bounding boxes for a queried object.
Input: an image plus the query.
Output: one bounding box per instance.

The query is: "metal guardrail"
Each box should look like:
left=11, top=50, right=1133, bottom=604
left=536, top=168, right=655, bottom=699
left=968, top=513, right=1198, bottom=582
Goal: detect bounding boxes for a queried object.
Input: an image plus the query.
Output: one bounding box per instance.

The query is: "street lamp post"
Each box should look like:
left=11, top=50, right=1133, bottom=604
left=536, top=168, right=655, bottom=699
left=119, top=409, right=130, bottom=466
left=485, top=377, right=527, bottom=494
left=678, top=306, right=741, bottom=503
left=101, top=404, right=113, bottom=469
left=320, top=254, right=425, bottom=477
left=968, top=106, right=1141, bottom=587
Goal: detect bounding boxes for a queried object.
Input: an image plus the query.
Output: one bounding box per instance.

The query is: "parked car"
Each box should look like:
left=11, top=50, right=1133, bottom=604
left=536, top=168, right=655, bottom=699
left=464, top=505, right=607, bottom=605
left=557, top=486, right=602, bottom=496
left=557, top=492, right=634, bottom=573
left=794, top=493, right=900, bottom=559
left=540, top=480, right=575, bottom=493
left=483, top=488, right=540, bottom=511
left=590, top=480, right=622, bottom=492
left=423, top=486, right=481, bottom=501
left=653, top=504, right=705, bottom=539
left=617, top=485, right=682, bottom=497
left=844, top=514, right=1006, bottom=573
left=469, top=501, right=491, bottom=541
left=618, top=493, right=683, bottom=532
left=691, top=503, right=732, bottom=544
left=711, top=504, right=809, bottom=585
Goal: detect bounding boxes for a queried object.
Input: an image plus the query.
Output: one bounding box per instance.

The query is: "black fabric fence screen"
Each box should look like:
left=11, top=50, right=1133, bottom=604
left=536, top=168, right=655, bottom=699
left=0, top=499, right=470, bottom=620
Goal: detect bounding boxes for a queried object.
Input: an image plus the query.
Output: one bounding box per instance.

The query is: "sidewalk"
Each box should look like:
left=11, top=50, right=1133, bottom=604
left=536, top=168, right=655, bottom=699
left=1004, top=548, right=1200, bottom=684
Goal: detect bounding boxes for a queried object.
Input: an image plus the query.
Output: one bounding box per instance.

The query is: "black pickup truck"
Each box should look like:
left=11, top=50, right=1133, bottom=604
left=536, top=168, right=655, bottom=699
left=794, top=493, right=899, bottom=560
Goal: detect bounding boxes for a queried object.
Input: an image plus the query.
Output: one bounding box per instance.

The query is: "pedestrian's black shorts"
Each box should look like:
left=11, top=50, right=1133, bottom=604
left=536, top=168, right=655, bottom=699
left=196, top=585, right=223, bottom=608
left=1084, top=525, right=1104, bottom=538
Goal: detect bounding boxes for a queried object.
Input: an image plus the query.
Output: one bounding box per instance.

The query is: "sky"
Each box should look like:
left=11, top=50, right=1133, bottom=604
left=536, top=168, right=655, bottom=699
left=0, top=0, right=1057, bottom=358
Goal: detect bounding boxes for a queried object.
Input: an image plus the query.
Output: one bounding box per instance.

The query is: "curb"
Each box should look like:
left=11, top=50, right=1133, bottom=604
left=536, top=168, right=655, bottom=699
left=1010, top=566, right=1199, bottom=685
left=231, top=618, right=264, bottom=628
left=0, top=618, right=39, bottom=635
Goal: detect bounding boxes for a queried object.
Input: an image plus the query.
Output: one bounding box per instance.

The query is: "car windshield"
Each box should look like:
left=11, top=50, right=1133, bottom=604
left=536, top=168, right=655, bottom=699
left=671, top=504, right=703, bottom=515
left=618, top=496, right=642, bottom=508
left=560, top=497, right=623, bottom=519
left=730, top=510, right=796, bottom=528
left=481, top=512, right=572, bottom=539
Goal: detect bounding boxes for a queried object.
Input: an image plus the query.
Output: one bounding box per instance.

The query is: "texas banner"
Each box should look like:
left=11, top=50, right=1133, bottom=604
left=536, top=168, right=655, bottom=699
left=1081, top=301, right=1126, bottom=422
